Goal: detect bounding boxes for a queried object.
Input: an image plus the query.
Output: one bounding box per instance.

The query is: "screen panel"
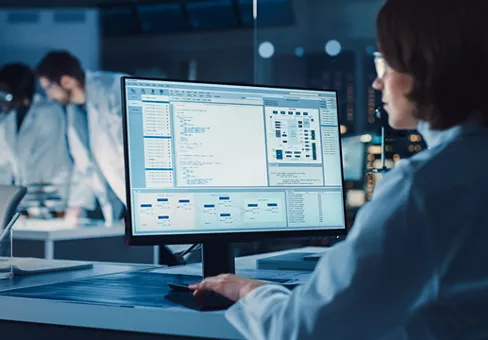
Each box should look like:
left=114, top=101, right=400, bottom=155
left=123, top=78, right=346, bottom=242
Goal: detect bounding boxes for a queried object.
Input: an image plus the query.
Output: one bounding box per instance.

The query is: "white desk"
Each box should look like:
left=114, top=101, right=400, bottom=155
left=236, top=246, right=326, bottom=267
left=0, top=247, right=327, bottom=339
left=12, top=219, right=192, bottom=264
left=13, top=219, right=127, bottom=261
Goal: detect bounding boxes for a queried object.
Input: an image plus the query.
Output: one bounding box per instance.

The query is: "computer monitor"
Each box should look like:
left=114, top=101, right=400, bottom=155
left=341, top=134, right=368, bottom=184
left=122, top=77, right=347, bottom=277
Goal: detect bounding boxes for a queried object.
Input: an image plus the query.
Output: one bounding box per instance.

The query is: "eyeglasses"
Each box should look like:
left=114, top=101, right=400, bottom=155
left=374, top=52, right=388, bottom=79
left=44, top=81, right=58, bottom=91
left=0, top=90, right=13, bottom=103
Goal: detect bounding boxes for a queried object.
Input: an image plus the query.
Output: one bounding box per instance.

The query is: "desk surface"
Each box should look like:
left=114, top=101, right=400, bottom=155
left=13, top=218, right=125, bottom=241
left=0, top=247, right=326, bottom=339
left=0, top=262, right=154, bottom=292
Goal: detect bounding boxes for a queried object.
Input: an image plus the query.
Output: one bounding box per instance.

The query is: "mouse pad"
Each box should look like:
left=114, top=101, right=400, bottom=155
left=0, top=271, right=202, bottom=309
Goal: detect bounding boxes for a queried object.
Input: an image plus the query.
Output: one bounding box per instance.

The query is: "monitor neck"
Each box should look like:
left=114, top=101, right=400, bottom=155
left=202, top=241, right=235, bottom=278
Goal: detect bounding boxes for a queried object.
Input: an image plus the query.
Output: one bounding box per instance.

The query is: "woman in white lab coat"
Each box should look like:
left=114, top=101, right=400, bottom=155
left=190, top=0, right=488, bottom=339
left=0, top=63, right=72, bottom=209
left=36, top=51, right=126, bottom=224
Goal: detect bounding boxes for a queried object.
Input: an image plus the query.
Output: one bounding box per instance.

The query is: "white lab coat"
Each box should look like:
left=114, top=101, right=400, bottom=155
left=0, top=94, right=72, bottom=203
left=0, top=115, right=13, bottom=184
left=66, top=70, right=126, bottom=222
left=226, top=118, right=488, bottom=339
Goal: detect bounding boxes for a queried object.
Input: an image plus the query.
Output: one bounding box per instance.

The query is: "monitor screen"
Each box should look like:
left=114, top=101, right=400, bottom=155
left=123, top=78, right=346, bottom=243
left=342, top=135, right=367, bottom=182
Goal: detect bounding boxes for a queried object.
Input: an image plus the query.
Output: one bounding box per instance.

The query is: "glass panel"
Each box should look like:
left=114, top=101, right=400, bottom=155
left=97, top=0, right=428, bottom=251
left=250, top=0, right=429, bottom=248
left=239, top=0, right=294, bottom=27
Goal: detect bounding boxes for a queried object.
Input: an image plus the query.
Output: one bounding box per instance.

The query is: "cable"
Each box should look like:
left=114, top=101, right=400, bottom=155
left=175, top=243, right=201, bottom=258
left=171, top=243, right=202, bottom=265
left=369, top=107, right=389, bottom=174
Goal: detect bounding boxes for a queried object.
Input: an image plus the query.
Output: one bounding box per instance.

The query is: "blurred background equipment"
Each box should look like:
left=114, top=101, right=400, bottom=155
left=341, top=133, right=369, bottom=213
left=17, top=182, right=65, bottom=219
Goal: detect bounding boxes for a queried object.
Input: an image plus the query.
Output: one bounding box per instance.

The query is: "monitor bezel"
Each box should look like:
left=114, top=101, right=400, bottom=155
left=122, top=76, right=348, bottom=246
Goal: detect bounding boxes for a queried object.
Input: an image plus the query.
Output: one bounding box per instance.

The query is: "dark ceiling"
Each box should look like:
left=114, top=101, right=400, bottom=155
left=0, top=0, right=151, bottom=7
left=0, top=0, right=377, bottom=8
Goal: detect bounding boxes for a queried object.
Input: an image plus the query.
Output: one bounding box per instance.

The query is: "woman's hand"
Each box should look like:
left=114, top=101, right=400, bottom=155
left=189, top=274, right=266, bottom=302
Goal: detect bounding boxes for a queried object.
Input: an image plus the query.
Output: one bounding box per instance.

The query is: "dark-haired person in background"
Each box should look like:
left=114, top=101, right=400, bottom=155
left=0, top=63, right=72, bottom=207
left=36, top=51, right=126, bottom=225
left=190, top=0, right=488, bottom=338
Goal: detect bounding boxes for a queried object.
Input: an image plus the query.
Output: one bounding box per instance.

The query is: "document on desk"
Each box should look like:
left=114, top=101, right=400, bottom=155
left=14, top=217, right=101, bottom=230
left=152, top=266, right=312, bottom=285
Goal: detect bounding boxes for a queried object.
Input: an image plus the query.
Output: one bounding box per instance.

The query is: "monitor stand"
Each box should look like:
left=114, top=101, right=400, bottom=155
left=202, top=241, right=235, bottom=277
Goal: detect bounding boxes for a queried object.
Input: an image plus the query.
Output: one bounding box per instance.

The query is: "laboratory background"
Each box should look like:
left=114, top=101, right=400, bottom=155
left=0, top=0, right=425, bottom=258
left=0, top=0, right=445, bottom=338
left=0, top=0, right=415, bottom=258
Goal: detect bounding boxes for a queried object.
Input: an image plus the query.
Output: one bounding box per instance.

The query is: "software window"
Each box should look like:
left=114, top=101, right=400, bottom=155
left=125, top=80, right=345, bottom=235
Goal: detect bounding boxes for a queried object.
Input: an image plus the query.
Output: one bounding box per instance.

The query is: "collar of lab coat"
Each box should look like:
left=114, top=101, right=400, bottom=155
left=417, top=112, right=487, bottom=149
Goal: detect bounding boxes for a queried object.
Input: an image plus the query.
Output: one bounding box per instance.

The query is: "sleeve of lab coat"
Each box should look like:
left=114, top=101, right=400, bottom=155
left=0, top=123, right=13, bottom=185
left=67, top=163, right=96, bottom=210
left=29, top=104, right=73, bottom=206
left=64, top=105, right=96, bottom=210
left=226, top=163, right=440, bottom=340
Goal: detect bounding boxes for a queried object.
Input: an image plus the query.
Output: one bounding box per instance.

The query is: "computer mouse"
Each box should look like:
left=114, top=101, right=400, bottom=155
left=168, top=282, right=193, bottom=292
left=165, top=288, right=234, bottom=311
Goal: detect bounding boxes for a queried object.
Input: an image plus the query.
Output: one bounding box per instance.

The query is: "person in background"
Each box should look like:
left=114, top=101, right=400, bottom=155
left=0, top=82, right=14, bottom=185
left=0, top=63, right=72, bottom=211
left=189, top=0, right=488, bottom=339
left=36, top=51, right=126, bottom=225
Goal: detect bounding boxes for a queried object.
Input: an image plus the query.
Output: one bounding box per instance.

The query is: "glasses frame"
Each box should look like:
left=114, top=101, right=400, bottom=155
left=374, top=52, right=388, bottom=79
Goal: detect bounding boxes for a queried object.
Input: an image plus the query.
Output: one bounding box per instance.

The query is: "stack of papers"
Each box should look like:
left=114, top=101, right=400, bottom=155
left=3, top=257, right=92, bottom=275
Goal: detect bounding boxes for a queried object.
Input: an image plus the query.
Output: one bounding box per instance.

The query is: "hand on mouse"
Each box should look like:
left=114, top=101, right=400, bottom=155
left=189, top=274, right=266, bottom=302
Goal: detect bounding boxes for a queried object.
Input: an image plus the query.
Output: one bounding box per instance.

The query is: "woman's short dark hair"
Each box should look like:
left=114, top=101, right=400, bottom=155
left=0, top=63, right=35, bottom=104
left=377, top=0, right=488, bottom=130
left=36, top=50, right=85, bottom=86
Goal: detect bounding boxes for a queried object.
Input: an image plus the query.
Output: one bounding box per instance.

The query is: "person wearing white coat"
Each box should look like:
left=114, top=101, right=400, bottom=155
left=189, top=0, right=488, bottom=339
left=0, top=132, right=12, bottom=185
left=1, top=81, right=16, bottom=185
left=0, top=63, right=72, bottom=206
left=0, top=111, right=13, bottom=185
left=36, top=51, right=126, bottom=225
